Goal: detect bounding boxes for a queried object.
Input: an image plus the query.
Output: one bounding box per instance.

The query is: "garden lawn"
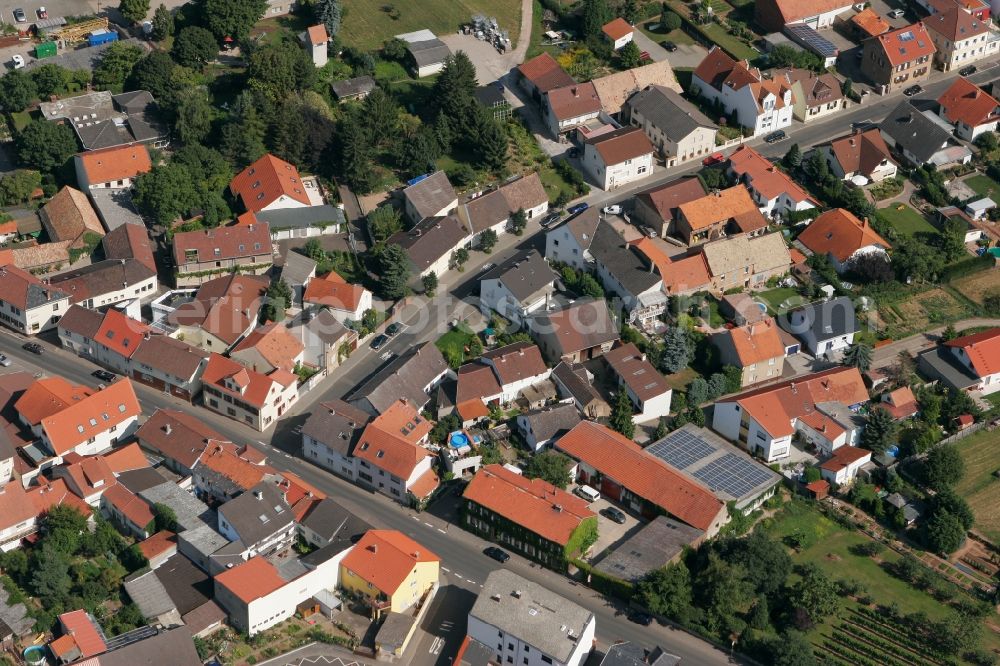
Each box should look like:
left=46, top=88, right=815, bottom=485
left=953, top=428, right=1000, bottom=544
left=341, top=0, right=522, bottom=51
left=877, top=204, right=938, bottom=238
left=758, top=287, right=800, bottom=313
left=663, top=366, right=699, bottom=391
left=698, top=22, right=757, bottom=60
left=964, top=174, right=1000, bottom=199
left=436, top=327, right=476, bottom=361
left=637, top=19, right=696, bottom=46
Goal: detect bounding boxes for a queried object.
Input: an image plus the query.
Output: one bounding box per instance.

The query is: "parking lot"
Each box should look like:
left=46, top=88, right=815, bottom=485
left=572, top=484, right=645, bottom=561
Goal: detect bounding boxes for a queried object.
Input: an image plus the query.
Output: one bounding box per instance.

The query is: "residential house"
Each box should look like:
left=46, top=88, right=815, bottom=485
left=352, top=399, right=439, bottom=503
left=602, top=17, right=634, bottom=50
left=193, top=442, right=270, bottom=502
left=582, top=126, right=655, bottom=190
left=173, top=221, right=273, bottom=287
left=0, top=264, right=70, bottom=334
left=920, top=0, right=990, bottom=19
left=589, top=221, right=666, bottom=325
left=463, top=464, right=596, bottom=570
left=779, top=296, right=858, bottom=356
left=52, top=453, right=117, bottom=506
left=551, top=361, right=611, bottom=419
left=340, top=530, right=440, bottom=615
left=101, top=483, right=155, bottom=538
left=388, top=214, right=470, bottom=280
left=229, top=154, right=311, bottom=213
left=479, top=249, right=557, bottom=327
left=529, top=299, right=620, bottom=364
left=590, top=60, right=682, bottom=119
left=881, top=386, right=919, bottom=420
left=0, top=478, right=92, bottom=551
left=39, top=186, right=104, bottom=250
left=300, top=24, right=328, bottom=67
left=331, top=75, right=376, bottom=101
left=514, top=403, right=581, bottom=452
left=517, top=53, right=576, bottom=101
left=797, top=208, right=891, bottom=274
left=396, top=30, right=451, bottom=78
left=129, top=333, right=210, bottom=401
left=924, top=6, right=999, bottom=72
left=819, top=445, right=872, bottom=485
left=217, top=481, right=296, bottom=558
left=628, top=237, right=713, bottom=297
left=691, top=47, right=793, bottom=136
left=57, top=306, right=149, bottom=374
left=136, top=408, right=226, bottom=476
left=402, top=171, right=458, bottom=225
left=452, top=363, right=503, bottom=425
left=818, top=128, right=898, bottom=184
left=166, top=274, right=270, bottom=353
left=556, top=421, right=727, bottom=534
left=775, top=67, right=847, bottom=123
left=254, top=205, right=345, bottom=241
left=850, top=8, right=891, bottom=40
left=603, top=343, right=672, bottom=422
left=918, top=327, right=1000, bottom=395
left=280, top=251, right=317, bottom=307
left=74, top=144, right=152, bottom=191
left=467, top=570, right=596, bottom=666
left=727, top=145, right=819, bottom=218
left=0, top=242, right=72, bottom=274
left=862, top=23, right=937, bottom=94
left=937, top=76, right=1000, bottom=140
left=700, top=231, right=792, bottom=292
left=543, top=82, right=603, bottom=137
left=39, top=89, right=169, bottom=151
left=301, top=398, right=371, bottom=480
left=544, top=206, right=601, bottom=270
left=460, top=173, right=549, bottom=245
left=624, top=85, right=717, bottom=168
left=715, top=318, right=787, bottom=387
left=346, top=342, right=449, bottom=415
left=479, top=342, right=551, bottom=404
left=712, top=366, right=869, bottom=461
left=632, top=177, right=707, bottom=237
left=102, top=222, right=156, bottom=273
left=15, top=377, right=141, bottom=458
left=674, top=185, right=769, bottom=245
left=286, top=307, right=357, bottom=373
left=200, top=353, right=299, bottom=431
left=880, top=100, right=972, bottom=167
left=49, top=257, right=157, bottom=309
left=755, top=0, right=856, bottom=32
left=52, top=610, right=107, bottom=663
left=230, top=321, right=305, bottom=374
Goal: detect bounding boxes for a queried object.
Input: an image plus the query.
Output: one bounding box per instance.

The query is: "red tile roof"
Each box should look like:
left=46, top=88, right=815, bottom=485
left=0, top=264, right=70, bottom=310
left=797, top=208, right=889, bottom=262
left=173, top=220, right=272, bottom=266
left=38, top=379, right=141, bottom=455
left=818, top=445, right=871, bottom=471
left=229, top=154, right=311, bottom=212
left=231, top=321, right=305, bottom=373
left=58, top=609, right=107, bottom=658
left=693, top=47, right=759, bottom=93
left=547, top=82, right=602, bottom=122
left=306, top=24, right=328, bottom=44
left=102, top=482, right=154, bottom=528
left=167, top=274, right=269, bottom=346
left=944, top=327, right=1000, bottom=377
left=102, top=442, right=150, bottom=473
left=924, top=5, right=991, bottom=41
left=201, top=353, right=289, bottom=409
left=199, top=443, right=268, bottom=491
left=517, top=53, right=576, bottom=94
left=871, top=23, right=936, bottom=67
left=851, top=8, right=890, bottom=37
left=482, top=342, right=549, bottom=385
left=76, top=144, right=151, bottom=185
left=40, top=186, right=104, bottom=248
left=556, top=421, right=724, bottom=531
left=602, top=17, right=633, bottom=41
left=27, top=478, right=93, bottom=517
left=827, top=128, right=895, bottom=179
left=463, top=464, right=595, bottom=546
left=276, top=470, right=326, bottom=522
left=678, top=185, right=767, bottom=233
left=726, top=319, right=786, bottom=366
left=755, top=0, right=855, bottom=31
left=408, top=467, right=440, bottom=499
left=95, top=309, right=151, bottom=359
left=882, top=387, right=919, bottom=419
left=728, top=145, right=816, bottom=206
left=135, top=408, right=225, bottom=470
left=302, top=271, right=369, bottom=312
left=341, top=530, right=439, bottom=596
left=137, top=530, right=178, bottom=561
left=353, top=401, right=433, bottom=483
left=587, top=127, right=655, bottom=166
left=938, top=77, right=1000, bottom=129
left=215, top=556, right=286, bottom=603
left=61, top=454, right=116, bottom=498
left=15, top=376, right=92, bottom=426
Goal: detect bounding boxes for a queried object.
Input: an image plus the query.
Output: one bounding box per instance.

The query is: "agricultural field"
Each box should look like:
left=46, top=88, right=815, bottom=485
left=954, top=428, right=1000, bottom=544
left=879, top=288, right=970, bottom=338
left=341, top=0, right=522, bottom=51
left=951, top=269, right=1000, bottom=305
left=877, top=204, right=938, bottom=239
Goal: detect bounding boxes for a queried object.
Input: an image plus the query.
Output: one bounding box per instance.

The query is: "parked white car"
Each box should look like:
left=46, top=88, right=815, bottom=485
left=10, top=55, right=24, bottom=69
left=602, top=204, right=622, bottom=215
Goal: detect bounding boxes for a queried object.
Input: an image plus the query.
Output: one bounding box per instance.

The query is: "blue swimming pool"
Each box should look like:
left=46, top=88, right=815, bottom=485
left=449, top=431, right=470, bottom=448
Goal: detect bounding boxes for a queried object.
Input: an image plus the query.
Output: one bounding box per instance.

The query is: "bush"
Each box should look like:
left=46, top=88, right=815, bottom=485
left=662, top=11, right=681, bottom=31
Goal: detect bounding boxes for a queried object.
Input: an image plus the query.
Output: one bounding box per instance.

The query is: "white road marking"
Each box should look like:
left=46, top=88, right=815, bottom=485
left=423, top=522, right=433, bottom=527
left=437, top=528, right=446, bottom=534
left=441, top=567, right=450, bottom=572
left=411, top=515, right=420, bottom=521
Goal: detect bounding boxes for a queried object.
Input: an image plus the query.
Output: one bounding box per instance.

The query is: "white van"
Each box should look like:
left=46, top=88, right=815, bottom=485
left=575, top=485, right=601, bottom=503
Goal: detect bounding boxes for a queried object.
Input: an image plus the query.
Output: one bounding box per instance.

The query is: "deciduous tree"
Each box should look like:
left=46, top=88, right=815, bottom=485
left=523, top=451, right=573, bottom=488
left=638, top=563, right=693, bottom=622
left=203, top=0, right=267, bottom=43
left=262, top=279, right=292, bottom=322
left=172, top=26, right=218, bottom=68
left=247, top=40, right=316, bottom=100
left=0, top=170, right=41, bottom=205
left=15, top=121, right=77, bottom=172
left=127, top=51, right=176, bottom=101
left=133, top=163, right=199, bottom=226
left=478, top=228, right=498, bottom=253
left=925, top=510, right=966, bottom=553
left=367, top=205, right=403, bottom=244
left=94, top=41, right=144, bottom=89
left=422, top=272, right=438, bottom=297
left=30, top=64, right=70, bottom=98
left=0, top=70, right=36, bottom=112
left=582, top=0, right=613, bottom=39
left=174, top=86, right=214, bottom=144
left=119, top=0, right=150, bottom=24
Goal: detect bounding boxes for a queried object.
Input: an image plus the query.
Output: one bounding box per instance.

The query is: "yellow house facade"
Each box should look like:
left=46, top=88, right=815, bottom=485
left=339, top=530, right=440, bottom=615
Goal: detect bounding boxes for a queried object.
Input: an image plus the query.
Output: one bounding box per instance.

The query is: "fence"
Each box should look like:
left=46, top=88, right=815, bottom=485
left=938, top=420, right=987, bottom=446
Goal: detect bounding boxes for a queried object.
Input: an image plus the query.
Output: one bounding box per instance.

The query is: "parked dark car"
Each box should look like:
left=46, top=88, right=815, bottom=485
left=484, top=546, right=510, bottom=563
left=903, top=84, right=923, bottom=97
left=960, top=65, right=977, bottom=76
left=541, top=211, right=562, bottom=227
left=567, top=202, right=589, bottom=215
left=851, top=120, right=876, bottom=132
left=627, top=610, right=653, bottom=626
left=763, top=130, right=787, bottom=144
left=661, top=40, right=677, bottom=52
left=602, top=507, right=627, bottom=524
left=92, top=370, right=115, bottom=383
left=385, top=322, right=403, bottom=337
left=369, top=334, right=389, bottom=351
left=22, top=343, right=42, bottom=354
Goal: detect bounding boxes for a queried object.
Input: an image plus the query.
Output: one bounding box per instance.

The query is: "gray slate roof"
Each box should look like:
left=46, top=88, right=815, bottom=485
left=301, top=399, right=371, bottom=456
left=217, top=481, right=293, bottom=546
left=880, top=100, right=953, bottom=164
left=403, top=171, right=457, bottom=220
left=256, top=205, right=345, bottom=230
left=518, top=402, right=581, bottom=443
left=390, top=214, right=470, bottom=273
left=49, top=257, right=155, bottom=302
left=595, top=515, right=703, bottom=583
left=331, top=75, right=376, bottom=99
left=589, top=221, right=660, bottom=297
left=281, top=251, right=318, bottom=288
left=481, top=249, right=556, bottom=304
left=124, top=569, right=178, bottom=619
left=779, top=296, right=858, bottom=342
left=96, top=626, right=201, bottom=666
left=600, top=642, right=681, bottom=666
left=918, top=346, right=979, bottom=390
left=551, top=361, right=607, bottom=409
left=346, top=341, right=448, bottom=414
left=625, top=84, right=716, bottom=142
left=139, top=482, right=215, bottom=532
left=407, top=38, right=452, bottom=68
left=471, top=570, right=594, bottom=664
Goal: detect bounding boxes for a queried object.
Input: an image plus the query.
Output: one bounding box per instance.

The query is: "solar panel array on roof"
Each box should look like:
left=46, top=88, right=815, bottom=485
left=646, top=429, right=716, bottom=470
left=693, top=453, right=775, bottom=498
left=784, top=24, right=839, bottom=58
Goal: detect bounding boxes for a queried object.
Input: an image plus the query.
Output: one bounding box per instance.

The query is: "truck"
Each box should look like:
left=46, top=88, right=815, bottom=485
left=34, top=41, right=57, bottom=58
left=87, top=29, right=118, bottom=47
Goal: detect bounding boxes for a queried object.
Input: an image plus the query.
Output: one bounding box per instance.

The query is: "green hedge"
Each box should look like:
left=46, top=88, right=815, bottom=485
left=571, top=558, right=635, bottom=599
left=942, top=255, right=992, bottom=282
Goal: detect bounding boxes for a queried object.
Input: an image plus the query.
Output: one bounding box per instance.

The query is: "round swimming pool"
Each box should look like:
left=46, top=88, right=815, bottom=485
left=449, top=431, right=470, bottom=448
left=24, top=645, right=47, bottom=666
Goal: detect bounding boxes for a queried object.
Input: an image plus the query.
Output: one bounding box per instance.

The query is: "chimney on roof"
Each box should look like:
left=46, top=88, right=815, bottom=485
left=369, top=543, right=378, bottom=553
left=164, top=423, right=172, bottom=435
left=790, top=382, right=797, bottom=394
left=862, top=217, right=869, bottom=228
left=572, top=87, right=578, bottom=97
left=253, top=489, right=263, bottom=500
left=513, top=590, right=522, bottom=598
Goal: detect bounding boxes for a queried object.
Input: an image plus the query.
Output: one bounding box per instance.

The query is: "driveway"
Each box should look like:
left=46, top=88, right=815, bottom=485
left=666, top=42, right=710, bottom=70
left=631, top=28, right=668, bottom=63
left=441, top=33, right=515, bottom=84
left=580, top=489, right=644, bottom=561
